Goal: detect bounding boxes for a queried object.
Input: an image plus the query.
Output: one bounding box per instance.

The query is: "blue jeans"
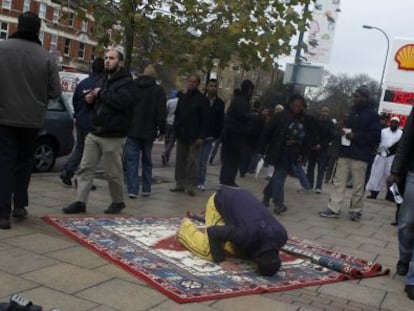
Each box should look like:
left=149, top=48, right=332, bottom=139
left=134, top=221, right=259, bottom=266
left=198, top=139, right=214, bottom=186
left=291, top=162, right=311, bottom=190
left=398, top=171, right=414, bottom=285
left=125, top=137, right=153, bottom=195
left=263, top=154, right=291, bottom=206
left=63, top=126, right=89, bottom=176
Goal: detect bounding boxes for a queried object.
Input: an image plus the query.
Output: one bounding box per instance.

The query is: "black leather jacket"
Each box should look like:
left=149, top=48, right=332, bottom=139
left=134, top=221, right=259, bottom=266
left=391, top=108, right=414, bottom=175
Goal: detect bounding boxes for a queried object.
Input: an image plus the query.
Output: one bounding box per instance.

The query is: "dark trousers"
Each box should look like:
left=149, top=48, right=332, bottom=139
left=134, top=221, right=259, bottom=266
left=306, top=149, right=328, bottom=190
left=0, top=125, right=38, bottom=219
left=174, top=139, right=200, bottom=191
left=219, top=134, right=242, bottom=186
left=163, top=124, right=176, bottom=162
left=63, top=126, right=89, bottom=176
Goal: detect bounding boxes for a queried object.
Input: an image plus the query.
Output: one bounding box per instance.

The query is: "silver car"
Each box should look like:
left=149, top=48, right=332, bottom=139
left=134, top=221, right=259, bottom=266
left=34, top=96, right=74, bottom=172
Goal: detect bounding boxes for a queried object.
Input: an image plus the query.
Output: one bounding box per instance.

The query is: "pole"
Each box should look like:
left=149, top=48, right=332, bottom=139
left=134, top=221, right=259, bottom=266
left=362, top=25, right=390, bottom=108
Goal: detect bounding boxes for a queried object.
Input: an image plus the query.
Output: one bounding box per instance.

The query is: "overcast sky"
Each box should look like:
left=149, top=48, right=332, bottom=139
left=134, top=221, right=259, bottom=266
left=280, top=0, right=414, bottom=82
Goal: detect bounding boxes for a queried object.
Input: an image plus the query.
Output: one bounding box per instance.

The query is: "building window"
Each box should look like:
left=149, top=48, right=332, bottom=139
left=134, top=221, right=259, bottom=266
left=81, top=20, right=88, bottom=32
left=53, top=8, right=60, bottom=23
left=49, top=34, right=58, bottom=53
left=39, top=3, right=47, bottom=19
left=64, top=38, right=71, bottom=55
left=23, top=0, right=31, bottom=12
left=0, top=22, right=9, bottom=40
left=68, top=13, right=75, bottom=27
left=2, top=0, right=11, bottom=10
left=78, top=43, right=85, bottom=59
left=39, top=31, right=44, bottom=46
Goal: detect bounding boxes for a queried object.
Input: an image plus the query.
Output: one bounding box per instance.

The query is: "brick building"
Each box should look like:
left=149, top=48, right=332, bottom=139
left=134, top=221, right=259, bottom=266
left=0, top=0, right=97, bottom=72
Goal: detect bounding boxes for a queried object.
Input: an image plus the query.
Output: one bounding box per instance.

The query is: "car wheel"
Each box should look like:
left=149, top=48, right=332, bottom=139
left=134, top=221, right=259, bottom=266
left=34, top=138, right=56, bottom=172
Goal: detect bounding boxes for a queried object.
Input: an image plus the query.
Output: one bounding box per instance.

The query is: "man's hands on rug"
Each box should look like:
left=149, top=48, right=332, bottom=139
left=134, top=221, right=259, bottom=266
left=219, top=261, right=240, bottom=272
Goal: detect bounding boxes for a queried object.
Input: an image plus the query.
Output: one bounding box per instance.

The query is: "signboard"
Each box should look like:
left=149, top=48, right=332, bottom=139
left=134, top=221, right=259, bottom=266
left=305, top=0, right=341, bottom=64
left=59, top=71, right=89, bottom=113
left=379, top=38, right=414, bottom=127
left=283, top=63, right=324, bottom=87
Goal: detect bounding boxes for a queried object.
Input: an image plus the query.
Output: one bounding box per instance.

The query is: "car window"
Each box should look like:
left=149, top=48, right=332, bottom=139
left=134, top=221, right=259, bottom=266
left=48, top=97, right=66, bottom=111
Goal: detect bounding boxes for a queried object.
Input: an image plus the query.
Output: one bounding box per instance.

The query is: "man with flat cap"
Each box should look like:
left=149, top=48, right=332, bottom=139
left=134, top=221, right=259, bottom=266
left=177, top=187, right=288, bottom=276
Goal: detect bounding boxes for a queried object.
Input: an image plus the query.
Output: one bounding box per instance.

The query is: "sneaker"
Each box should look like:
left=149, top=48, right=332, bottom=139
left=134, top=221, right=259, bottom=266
left=273, top=204, right=287, bottom=215
left=0, top=218, right=11, bottom=230
left=170, top=187, right=185, bottom=192
left=59, top=172, right=72, bottom=186
left=349, top=211, right=361, bottom=222
left=62, top=201, right=86, bottom=214
left=315, top=188, right=322, bottom=194
left=128, top=193, right=137, bottom=199
left=319, top=208, right=340, bottom=218
left=12, top=207, right=28, bottom=219
left=104, top=202, right=126, bottom=214
left=2, top=294, right=43, bottom=311
left=405, top=285, right=414, bottom=300
left=397, top=260, right=409, bottom=276
left=197, top=185, right=206, bottom=191
left=142, top=192, right=151, bottom=197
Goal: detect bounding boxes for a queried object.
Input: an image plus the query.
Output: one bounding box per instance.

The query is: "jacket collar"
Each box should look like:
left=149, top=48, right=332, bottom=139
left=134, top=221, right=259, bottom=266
left=9, top=31, right=41, bottom=45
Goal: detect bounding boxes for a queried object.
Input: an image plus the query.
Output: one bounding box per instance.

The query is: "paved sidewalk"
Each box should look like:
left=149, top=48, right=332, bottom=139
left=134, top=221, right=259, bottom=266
left=0, top=165, right=412, bottom=311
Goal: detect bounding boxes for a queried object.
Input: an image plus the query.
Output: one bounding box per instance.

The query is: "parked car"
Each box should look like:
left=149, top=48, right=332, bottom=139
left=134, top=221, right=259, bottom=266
left=34, top=96, right=75, bottom=172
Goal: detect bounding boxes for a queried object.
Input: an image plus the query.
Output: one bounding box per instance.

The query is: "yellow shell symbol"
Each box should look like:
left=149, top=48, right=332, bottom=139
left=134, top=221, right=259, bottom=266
left=395, top=44, right=414, bottom=70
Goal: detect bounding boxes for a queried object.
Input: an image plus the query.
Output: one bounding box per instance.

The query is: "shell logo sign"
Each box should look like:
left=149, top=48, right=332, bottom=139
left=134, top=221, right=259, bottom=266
left=395, top=44, right=414, bottom=70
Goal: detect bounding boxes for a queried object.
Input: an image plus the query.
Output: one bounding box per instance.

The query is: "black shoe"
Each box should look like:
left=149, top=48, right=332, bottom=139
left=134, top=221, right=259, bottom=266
left=187, top=189, right=196, bottom=196
left=91, top=185, right=97, bottom=191
left=390, top=221, right=398, bottom=226
left=273, top=204, right=287, bottom=215
left=104, top=202, right=125, bottom=214
left=0, top=218, right=11, bottom=230
left=349, top=211, right=362, bottom=222
left=12, top=207, right=28, bottom=219
left=262, top=197, right=270, bottom=208
left=405, top=285, right=414, bottom=300
left=60, top=172, right=72, bottom=186
left=62, top=201, right=86, bottom=214
left=170, top=187, right=185, bottom=192
left=397, top=260, right=409, bottom=276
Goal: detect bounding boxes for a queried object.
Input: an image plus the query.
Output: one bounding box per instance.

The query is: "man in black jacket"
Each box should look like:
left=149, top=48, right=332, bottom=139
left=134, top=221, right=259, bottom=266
left=387, top=107, right=414, bottom=300
left=219, top=80, right=255, bottom=187
left=125, top=65, right=166, bottom=198
left=63, top=49, right=134, bottom=214
left=258, top=94, right=311, bottom=214
left=171, top=74, right=209, bottom=196
left=197, top=79, right=225, bottom=191
left=177, top=187, right=287, bottom=276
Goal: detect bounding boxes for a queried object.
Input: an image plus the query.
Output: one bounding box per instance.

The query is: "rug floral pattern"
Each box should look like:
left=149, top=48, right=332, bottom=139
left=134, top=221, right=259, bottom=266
left=43, top=216, right=389, bottom=303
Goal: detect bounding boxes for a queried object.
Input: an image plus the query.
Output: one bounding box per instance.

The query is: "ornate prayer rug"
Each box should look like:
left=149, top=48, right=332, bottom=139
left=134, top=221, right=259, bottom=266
left=43, top=215, right=389, bottom=303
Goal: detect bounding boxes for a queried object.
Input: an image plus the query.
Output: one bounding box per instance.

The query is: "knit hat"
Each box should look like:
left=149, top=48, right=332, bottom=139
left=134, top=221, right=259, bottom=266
left=143, top=64, right=157, bottom=78
left=355, top=85, right=370, bottom=99
left=390, top=116, right=400, bottom=123
left=256, top=250, right=281, bottom=277
left=17, top=12, right=41, bottom=34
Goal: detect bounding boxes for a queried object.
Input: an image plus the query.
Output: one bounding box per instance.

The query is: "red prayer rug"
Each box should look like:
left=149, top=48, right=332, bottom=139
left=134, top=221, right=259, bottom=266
left=43, top=215, right=389, bottom=303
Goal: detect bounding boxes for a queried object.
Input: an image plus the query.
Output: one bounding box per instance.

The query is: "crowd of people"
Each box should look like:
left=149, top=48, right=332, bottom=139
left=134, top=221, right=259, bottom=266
left=1, top=11, right=414, bottom=300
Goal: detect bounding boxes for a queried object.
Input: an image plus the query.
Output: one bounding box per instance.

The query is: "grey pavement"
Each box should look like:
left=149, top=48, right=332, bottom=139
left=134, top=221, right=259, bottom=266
left=0, top=162, right=412, bottom=311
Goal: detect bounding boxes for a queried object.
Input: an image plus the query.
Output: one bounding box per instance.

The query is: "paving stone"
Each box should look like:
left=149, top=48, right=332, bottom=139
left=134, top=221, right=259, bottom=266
left=0, top=242, right=13, bottom=251
left=347, top=234, right=388, bottom=248
left=213, top=295, right=298, bottom=311
left=94, top=263, right=148, bottom=286
left=0, top=270, right=38, bottom=298
left=76, top=278, right=166, bottom=311
left=3, top=233, right=76, bottom=253
left=19, top=286, right=97, bottom=311
left=88, top=306, right=120, bottom=311
left=318, top=281, right=386, bottom=307
left=0, top=225, right=35, bottom=240
left=47, top=246, right=108, bottom=269
left=0, top=248, right=58, bottom=275
left=151, top=300, right=219, bottom=311
left=21, top=263, right=112, bottom=294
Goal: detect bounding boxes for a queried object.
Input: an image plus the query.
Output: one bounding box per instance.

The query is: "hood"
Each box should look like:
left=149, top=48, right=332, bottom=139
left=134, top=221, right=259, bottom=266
left=135, top=75, right=157, bottom=88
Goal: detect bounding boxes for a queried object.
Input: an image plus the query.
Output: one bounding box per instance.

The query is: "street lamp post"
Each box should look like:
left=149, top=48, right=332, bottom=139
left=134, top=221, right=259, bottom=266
left=362, top=25, right=390, bottom=107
